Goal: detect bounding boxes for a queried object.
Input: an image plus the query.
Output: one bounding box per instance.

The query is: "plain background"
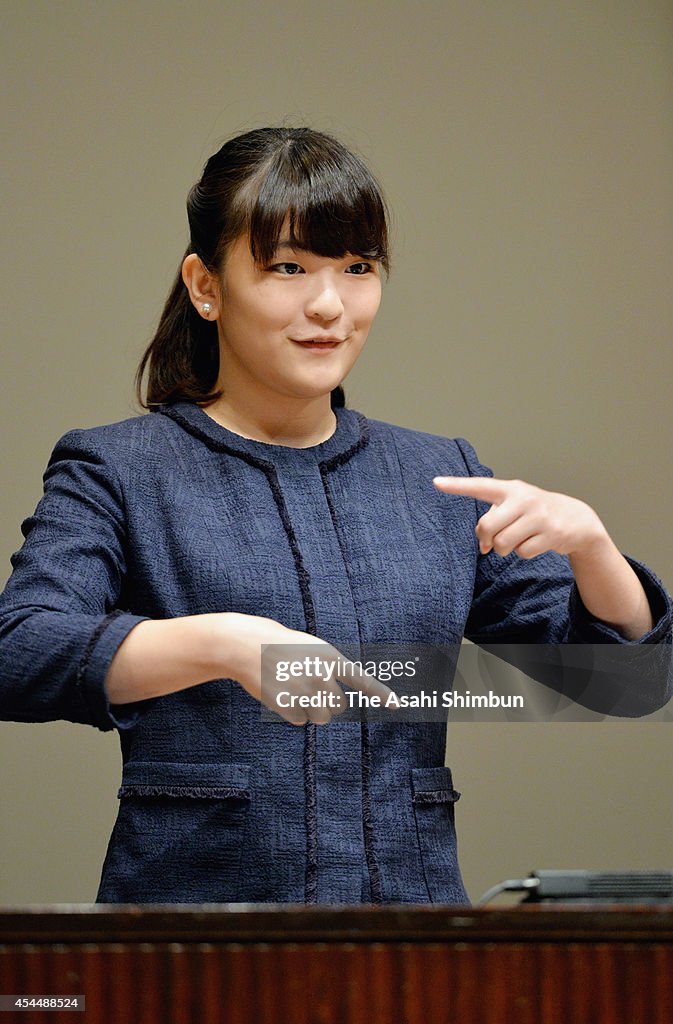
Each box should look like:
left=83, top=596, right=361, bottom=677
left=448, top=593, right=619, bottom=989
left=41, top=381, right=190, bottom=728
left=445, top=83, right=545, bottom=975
left=1, top=0, right=671, bottom=905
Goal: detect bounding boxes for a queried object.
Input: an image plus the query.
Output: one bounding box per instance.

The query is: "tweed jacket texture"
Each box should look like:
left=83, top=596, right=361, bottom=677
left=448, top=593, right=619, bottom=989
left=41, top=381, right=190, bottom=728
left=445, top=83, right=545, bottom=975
left=0, top=402, right=671, bottom=904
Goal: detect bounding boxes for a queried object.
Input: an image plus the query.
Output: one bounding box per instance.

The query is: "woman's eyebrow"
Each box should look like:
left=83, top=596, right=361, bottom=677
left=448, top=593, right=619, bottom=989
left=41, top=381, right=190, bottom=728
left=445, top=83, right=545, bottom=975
left=273, top=242, right=363, bottom=258
left=274, top=239, right=311, bottom=253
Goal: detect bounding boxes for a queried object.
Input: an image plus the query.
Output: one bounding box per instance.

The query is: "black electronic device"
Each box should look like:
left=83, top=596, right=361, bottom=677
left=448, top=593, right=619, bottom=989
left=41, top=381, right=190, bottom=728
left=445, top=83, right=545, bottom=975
left=478, top=869, right=673, bottom=905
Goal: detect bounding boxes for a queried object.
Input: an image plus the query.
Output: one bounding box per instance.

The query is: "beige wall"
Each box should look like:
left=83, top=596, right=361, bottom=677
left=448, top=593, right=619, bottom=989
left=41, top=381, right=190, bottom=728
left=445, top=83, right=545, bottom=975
left=1, top=0, right=671, bottom=904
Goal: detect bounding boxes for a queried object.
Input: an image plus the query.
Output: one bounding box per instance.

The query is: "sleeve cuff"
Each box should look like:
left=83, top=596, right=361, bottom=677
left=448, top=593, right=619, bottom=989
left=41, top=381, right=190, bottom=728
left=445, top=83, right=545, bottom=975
left=77, top=610, right=154, bottom=731
left=568, top=555, right=673, bottom=644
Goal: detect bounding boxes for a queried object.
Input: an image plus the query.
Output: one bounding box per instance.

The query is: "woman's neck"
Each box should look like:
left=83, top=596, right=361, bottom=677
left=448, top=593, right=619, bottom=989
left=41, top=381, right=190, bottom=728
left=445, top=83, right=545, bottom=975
left=200, top=394, right=338, bottom=448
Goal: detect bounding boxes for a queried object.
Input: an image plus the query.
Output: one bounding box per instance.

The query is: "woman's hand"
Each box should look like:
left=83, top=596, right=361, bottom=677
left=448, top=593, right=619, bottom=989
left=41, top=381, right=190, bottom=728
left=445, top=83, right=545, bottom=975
left=432, top=476, right=606, bottom=559
left=106, top=610, right=394, bottom=724
left=218, top=613, right=393, bottom=726
left=432, top=476, right=654, bottom=640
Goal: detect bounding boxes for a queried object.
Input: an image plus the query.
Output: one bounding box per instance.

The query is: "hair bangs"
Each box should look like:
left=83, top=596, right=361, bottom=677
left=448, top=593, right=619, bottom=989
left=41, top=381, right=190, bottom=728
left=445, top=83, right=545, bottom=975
left=245, top=140, right=389, bottom=271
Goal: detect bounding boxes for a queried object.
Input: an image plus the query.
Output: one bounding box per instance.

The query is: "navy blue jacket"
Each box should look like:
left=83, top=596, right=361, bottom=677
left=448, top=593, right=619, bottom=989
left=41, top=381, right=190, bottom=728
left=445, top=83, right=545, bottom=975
left=0, top=403, right=670, bottom=903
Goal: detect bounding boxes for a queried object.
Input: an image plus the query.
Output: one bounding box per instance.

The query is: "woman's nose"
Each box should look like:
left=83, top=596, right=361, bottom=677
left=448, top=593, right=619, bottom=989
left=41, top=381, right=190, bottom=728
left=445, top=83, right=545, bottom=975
left=305, top=280, right=344, bottom=321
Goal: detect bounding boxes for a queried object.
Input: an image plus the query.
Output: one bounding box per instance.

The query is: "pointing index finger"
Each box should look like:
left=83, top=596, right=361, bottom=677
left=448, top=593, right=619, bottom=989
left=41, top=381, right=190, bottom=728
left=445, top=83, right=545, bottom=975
left=432, top=476, right=508, bottom=503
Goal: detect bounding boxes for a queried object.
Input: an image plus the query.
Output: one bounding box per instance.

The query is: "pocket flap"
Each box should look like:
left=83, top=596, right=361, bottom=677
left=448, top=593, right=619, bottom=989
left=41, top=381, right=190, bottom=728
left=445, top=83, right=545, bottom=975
left=411, top=766, right=461, bottom=805
left=119, top=761, right=251, bottom=800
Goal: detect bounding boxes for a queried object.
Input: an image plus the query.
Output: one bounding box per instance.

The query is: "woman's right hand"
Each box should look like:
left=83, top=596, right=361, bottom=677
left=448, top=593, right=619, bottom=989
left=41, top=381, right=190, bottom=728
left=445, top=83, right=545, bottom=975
left=106, top=611, right=394, bottom=726
left=218, top=612, right=393, bottom=725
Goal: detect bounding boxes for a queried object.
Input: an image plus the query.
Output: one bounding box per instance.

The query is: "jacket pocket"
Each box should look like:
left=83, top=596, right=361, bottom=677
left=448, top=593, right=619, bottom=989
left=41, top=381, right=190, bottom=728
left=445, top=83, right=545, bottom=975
left=102, top=761, right=251, bottom=902
left=411, top=766, right=469, bottom=904
left=118, top=760, right=251, bottom=803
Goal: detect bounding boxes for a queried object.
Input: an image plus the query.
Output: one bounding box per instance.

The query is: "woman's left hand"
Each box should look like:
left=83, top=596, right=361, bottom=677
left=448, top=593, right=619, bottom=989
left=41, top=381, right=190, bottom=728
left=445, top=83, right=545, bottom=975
left=432, top=476, right=607, bottom=560
left=433, top=475, right=654, bottom=639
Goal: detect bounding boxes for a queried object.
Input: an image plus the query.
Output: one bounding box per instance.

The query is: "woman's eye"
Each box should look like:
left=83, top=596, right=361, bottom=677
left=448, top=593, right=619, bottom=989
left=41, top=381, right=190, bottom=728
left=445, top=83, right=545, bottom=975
left=346, top=262, right=373, bottom=275
left=271, top=262, right=304, bottom=275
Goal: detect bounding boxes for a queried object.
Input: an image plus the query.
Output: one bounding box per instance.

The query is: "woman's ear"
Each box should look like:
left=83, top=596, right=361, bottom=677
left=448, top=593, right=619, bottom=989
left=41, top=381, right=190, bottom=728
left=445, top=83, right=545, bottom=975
left=181, top=254, right=219, bottom=320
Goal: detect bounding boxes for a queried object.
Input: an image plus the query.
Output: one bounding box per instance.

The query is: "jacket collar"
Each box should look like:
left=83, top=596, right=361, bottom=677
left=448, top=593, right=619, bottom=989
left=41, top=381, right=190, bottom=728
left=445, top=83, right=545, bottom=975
left=158, top=401, right=369, bottom=470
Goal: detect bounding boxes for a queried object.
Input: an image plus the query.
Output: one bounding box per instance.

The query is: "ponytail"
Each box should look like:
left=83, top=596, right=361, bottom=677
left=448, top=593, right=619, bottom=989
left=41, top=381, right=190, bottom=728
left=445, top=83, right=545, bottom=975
left=135, top=251, right=221, bottom=408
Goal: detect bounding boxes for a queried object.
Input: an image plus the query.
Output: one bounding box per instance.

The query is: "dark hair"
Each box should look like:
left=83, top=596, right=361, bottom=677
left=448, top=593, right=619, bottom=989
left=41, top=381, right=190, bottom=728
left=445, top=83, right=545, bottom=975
left=136, top=126, right=390, bottom=410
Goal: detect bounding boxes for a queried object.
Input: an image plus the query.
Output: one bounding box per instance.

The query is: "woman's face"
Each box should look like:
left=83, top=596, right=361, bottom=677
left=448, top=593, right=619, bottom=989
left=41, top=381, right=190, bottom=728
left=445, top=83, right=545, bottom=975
left=213, top=231, right=382, bottom=405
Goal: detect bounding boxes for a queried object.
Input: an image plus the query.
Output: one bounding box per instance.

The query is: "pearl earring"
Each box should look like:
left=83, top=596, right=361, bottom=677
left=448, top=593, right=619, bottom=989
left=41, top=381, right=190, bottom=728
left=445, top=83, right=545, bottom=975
left=202, top=303, right=212, bottom=317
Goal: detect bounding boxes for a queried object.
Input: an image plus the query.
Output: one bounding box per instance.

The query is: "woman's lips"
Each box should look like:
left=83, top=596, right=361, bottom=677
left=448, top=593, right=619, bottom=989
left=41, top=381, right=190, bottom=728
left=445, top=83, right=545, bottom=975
left=291, top=338, right=343, bottom=351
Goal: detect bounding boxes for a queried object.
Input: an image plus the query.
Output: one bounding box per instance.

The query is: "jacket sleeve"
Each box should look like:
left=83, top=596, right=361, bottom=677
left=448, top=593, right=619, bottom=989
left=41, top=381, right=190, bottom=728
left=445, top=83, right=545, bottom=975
left=455, top=438, right=673, bottom=716
left=0, top=429, right=152, bottom=731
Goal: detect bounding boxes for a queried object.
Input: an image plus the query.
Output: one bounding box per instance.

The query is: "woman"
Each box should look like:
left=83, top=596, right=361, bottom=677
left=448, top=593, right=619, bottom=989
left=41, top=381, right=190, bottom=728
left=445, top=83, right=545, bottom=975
left=0, top=127, right=670, bottom=904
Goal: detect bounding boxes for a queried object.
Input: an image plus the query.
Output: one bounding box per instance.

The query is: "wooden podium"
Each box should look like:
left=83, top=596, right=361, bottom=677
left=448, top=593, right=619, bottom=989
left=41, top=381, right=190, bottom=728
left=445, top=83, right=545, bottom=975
left=2, top=904, right=673, bottom=1023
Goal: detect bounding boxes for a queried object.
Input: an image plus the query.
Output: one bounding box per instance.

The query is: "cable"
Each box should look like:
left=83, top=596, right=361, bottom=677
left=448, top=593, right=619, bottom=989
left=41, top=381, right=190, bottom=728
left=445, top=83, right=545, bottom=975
left=476, top=877, right=540, bottom=906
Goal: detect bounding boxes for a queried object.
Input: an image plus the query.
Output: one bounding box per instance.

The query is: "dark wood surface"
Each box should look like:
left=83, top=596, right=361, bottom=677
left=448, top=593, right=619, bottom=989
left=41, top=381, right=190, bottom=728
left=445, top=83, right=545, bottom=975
left=2, top=905, right=673, bottom=1023
left=3, top=902, right=673, bottom=941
